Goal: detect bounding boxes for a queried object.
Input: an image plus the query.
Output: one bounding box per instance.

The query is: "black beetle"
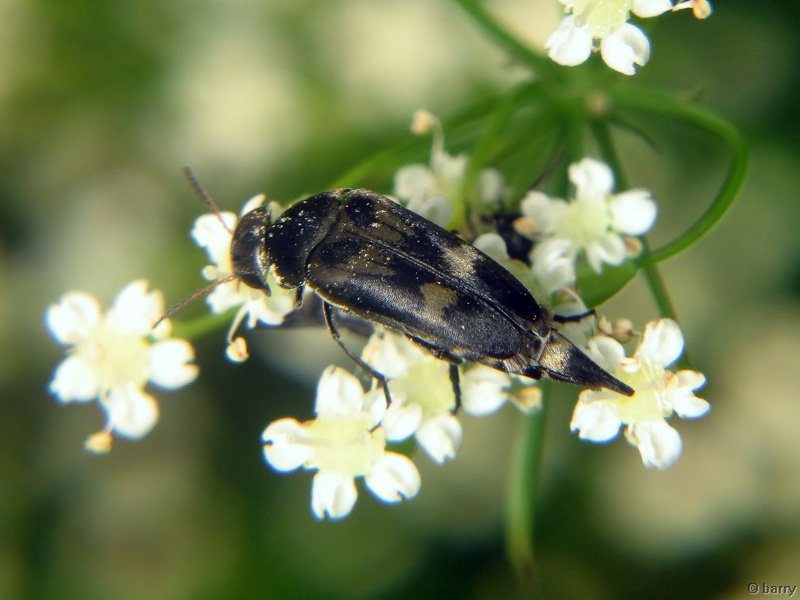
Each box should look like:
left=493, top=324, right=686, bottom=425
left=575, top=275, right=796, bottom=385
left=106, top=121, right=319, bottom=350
left=230, top=187, right=634, bottom=400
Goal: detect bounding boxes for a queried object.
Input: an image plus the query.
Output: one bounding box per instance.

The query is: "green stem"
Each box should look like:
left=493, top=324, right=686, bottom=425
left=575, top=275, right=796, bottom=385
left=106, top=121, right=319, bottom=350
left=452, top=0, right=560, bottom=79
left=506, top=381, right=549, bottom=586
left=459, top=83, right=544, bottom=228
left=170, top=311, right=233, bottom=342
left=612, top=89, right=749, bottom=263
left=329, top=93, right=501, bottom=189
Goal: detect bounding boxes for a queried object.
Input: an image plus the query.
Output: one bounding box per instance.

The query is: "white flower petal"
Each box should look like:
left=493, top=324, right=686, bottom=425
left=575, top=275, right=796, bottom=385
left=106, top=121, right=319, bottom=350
left=382, top=402, right=423, bottom=442
left=546, top=16, right=593, bottom=67
left=586, top=233, right=627, bottom=272
left=626, top=420, right=682, bottom=469
left=191, top=212, right=237, bottom=268
left=431, top=151, right=468, bottom=181
left=632, top=0, right=673, bottom=17
left=315, top=367, right=366, bottom=417
left=311, top=471, right=358, bottom=520
left=668, top=370, right=710, bottom=418
left=148, top=339, right=199, bottom=389
left=461, top=365, right=510, bottom=416
left=610, top=190, right=657, bottom=235
left=105, top=385, right=159, bottom=439
left=600, top=23, right=651, bottom=76
left=478, top=168, right=504, bottom=205
left=671, top=392, right=710, bottom=419
left=472, top=233, right=510, bottom=263
left=393, top=164, right=435, bottom=203
left=531, top=237, right=577, bottom=294
left=416, top=415, right=462, bottom=463
left=520, top=191, right=568, bottom=234
left=570, top=400, right=623, bottom=442
left=362, top=388, right=388, bottom=429
left=46, top=292, right=101, bottom=344
left=569, top=158, right=615, bottom=203
left=635, top=319, right=684, bottom=367
left=408, top=194, right=452, bottom=227
left=262, top=418, right=312, bottom=472
left=240, top=194, right=266, bottom=216
left=49, top=356, right=100, bottom=402
left=206, top=282, right=246, bottom=313
left=586, top=335, right=626, bottom=372
left=107, top=280, right=163, bottom=335
left=365, top=453, right=421, bottom=503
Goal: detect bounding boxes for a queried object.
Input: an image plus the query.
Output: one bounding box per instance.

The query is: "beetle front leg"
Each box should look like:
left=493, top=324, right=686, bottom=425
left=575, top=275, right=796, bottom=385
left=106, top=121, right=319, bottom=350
left=322, top=301, right=393, bottom=408
left=449, top=364, right=461, bottom=414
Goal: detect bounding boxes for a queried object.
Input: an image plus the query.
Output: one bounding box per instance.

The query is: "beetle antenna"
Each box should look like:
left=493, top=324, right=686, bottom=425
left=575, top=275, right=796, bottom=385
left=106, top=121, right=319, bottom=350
left=152, top=275, right=237, bottom=330
left=182, top=165, right=233, bottom=234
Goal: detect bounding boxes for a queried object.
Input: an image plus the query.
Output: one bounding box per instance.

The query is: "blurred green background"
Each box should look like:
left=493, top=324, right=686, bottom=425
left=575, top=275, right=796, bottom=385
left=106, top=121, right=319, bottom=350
left=2, top=1, right=799, bottom=598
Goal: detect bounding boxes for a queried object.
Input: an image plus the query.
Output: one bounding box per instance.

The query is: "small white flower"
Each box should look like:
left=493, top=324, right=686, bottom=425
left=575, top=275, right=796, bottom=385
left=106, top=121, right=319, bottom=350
left=521, top=157, right=656, bottom=290
left=262, top=366, right=420, bottom=520
left=461, top=365, right=511, bottom=416
left=362, top=330, right=461, bottom=463
left=192, top=195, right=295, bottom=353
left=546, top=0, right=673, bottom=75
left=393, top=111, right=503, bottom=227
left=570, top=318, right=709, bottom=469
left=46, top=280, right=198, bottom=452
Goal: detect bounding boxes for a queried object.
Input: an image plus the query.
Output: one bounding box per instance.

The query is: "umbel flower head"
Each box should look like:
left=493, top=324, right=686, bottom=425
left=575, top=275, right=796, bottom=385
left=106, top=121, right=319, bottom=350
left=191, top=194, right=295, bottom=361
left=393, top=109, right=504, bottom=227
left=546, top=0, right=674, bottom=75
left=570, top=318, right=710, bottom=469
left=262, top=366, right=421, bottom=520
left=46, top=280, right=198, bottom=453
left=520, top=157, right=657, bottom=295
left=361, top=329, right=462, bottom=463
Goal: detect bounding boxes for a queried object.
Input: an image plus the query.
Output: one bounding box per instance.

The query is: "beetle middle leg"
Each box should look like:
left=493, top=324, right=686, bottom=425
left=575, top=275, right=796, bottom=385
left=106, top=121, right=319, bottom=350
left=552, top=308, right=596, bottom=323
left=322, top=301, right=393, bottom=407
left=408, top=336, right=462, bottom=414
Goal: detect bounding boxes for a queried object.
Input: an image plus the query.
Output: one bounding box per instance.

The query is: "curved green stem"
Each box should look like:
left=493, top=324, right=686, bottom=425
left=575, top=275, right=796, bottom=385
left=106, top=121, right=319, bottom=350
left=612, top=89, right=749, bottom=263
left=506, top=381, right=549, bottom=586
left=452, top=0, right=560, bottom=80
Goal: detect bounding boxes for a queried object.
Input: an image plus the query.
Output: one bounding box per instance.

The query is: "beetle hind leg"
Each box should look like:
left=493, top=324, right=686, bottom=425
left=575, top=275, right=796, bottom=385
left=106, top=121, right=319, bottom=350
left=322, top=301, right=393, bottom=407
left=448, top=364, right=462, bottom=413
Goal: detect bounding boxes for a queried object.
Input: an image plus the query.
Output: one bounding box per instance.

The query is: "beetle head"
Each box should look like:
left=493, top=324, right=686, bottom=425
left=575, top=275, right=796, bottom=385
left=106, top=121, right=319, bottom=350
left=231, top=207, right=272, bottom=295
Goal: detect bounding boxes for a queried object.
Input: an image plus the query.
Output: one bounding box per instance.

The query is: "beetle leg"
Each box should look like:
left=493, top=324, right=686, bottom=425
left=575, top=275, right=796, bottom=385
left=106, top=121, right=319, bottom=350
left=552, top=308, right=596, bottom=324
left=449, top=364, right=461, bottom=413
left=322, top=301, right=393, bottom=407
left=294, top=286, right=305, bottom=309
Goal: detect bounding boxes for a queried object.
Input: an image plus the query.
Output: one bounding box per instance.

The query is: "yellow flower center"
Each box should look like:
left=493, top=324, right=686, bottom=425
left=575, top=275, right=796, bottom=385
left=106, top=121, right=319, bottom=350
left=571, top=0, right=632, bottom=36
left=78, top=324, right=151, bottom=391
left=554, top=198, right=611, bottom=248
left=308, top=414, right=386, bottom=476
left=391, top=361, right=455, bottom=419
left=613, top=361, right=668, bottom=423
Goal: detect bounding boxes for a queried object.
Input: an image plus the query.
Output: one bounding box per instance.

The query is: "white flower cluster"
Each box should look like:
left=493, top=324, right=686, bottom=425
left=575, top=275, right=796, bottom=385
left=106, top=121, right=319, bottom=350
left=572, top=318, right=709, bottom=469
left=47, top=280, right=198, bottom=453
left=393, top=110, right=504, bottom=227
left=519, top=157, right=657, bottom=297
left=546, top=0, right=712, bottom=75
left=262, top=329, right=540, bottom=520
